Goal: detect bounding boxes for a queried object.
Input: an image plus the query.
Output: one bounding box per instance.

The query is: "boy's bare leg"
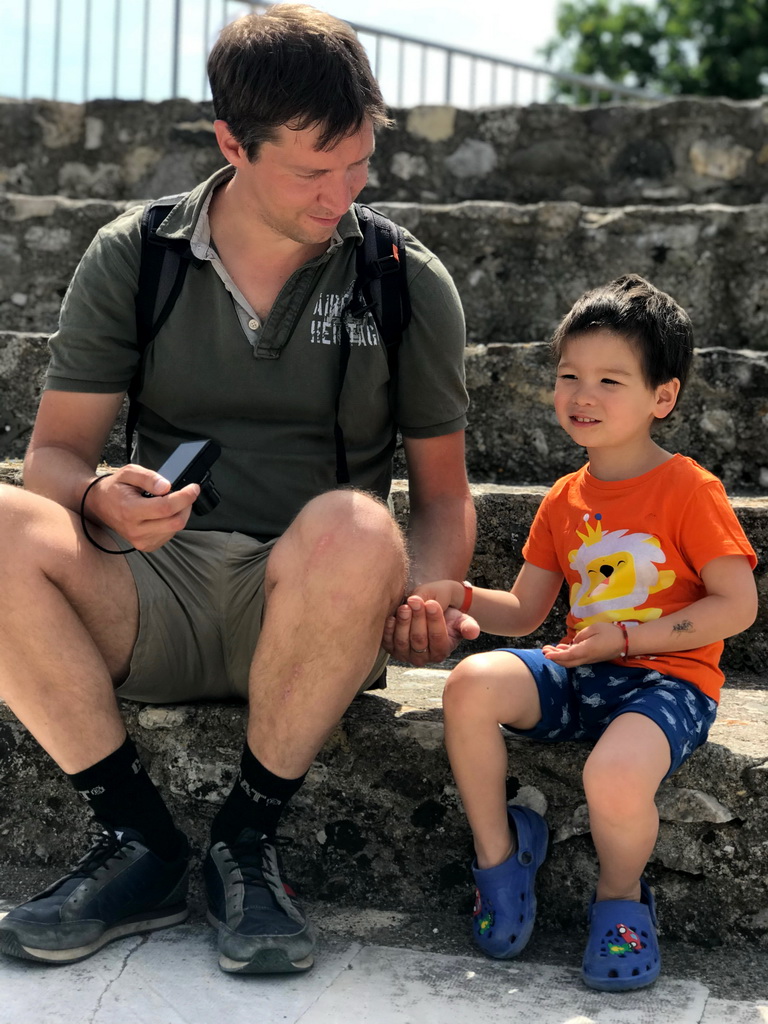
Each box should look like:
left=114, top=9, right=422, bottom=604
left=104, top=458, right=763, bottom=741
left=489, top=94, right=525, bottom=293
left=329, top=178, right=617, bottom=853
left=0, top=485, right=138, bottom=772
left=583, top=713, right=671, bottom=902
left=442, top=652, right=542, bottom=869
left=246, top=489, right=408, bottom=777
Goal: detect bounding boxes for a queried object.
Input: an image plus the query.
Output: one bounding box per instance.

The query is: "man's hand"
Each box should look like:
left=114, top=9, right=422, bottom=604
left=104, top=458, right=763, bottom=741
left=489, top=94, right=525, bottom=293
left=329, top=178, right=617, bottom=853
left=382, top=593, right=480, bottom=667
left=84, top=465, right=200, bottom=552
left=543, top=621, right=625, bottom=667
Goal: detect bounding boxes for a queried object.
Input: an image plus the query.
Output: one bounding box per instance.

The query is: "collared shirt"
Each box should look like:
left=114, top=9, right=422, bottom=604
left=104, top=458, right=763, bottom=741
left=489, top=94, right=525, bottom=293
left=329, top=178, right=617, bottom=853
left=188, top=179, right=343, bottom=353
left=46, top=167, right=468, bottom=539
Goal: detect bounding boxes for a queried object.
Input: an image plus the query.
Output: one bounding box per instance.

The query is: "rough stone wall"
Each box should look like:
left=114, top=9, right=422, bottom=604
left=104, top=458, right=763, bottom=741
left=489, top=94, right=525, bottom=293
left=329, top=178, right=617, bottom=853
left=377, top=200, right=768, bottom=352
left=4, top=96, right=768, bottom=207
left=4, top=97, right=768, bottom=353
left=2, top=673, right=766, bottom=946
left=0, top=193, right=138, bottom=334
left=371, top=100, right=768, bottom=207
left=0, top=332, right=48, bottom=455
left=4, top=192, right=768, bottom=350
left=4, top=333, right=766, bottom=496
left=0, top=99, right=221, bottom=201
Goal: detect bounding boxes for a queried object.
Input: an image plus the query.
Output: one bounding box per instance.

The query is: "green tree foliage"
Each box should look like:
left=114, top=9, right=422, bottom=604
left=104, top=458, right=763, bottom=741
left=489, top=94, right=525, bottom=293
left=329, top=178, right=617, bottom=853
left=543, top=0, right=768, bottom=100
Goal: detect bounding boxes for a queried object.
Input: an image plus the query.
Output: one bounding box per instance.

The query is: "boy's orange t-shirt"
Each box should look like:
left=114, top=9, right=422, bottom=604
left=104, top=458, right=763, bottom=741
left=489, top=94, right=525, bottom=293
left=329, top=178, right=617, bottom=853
left=522, top=454, right=757, bottom=701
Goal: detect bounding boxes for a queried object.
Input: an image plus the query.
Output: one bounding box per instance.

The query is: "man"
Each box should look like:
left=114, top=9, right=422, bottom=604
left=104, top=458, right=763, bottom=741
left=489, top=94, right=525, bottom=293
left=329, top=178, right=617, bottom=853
left=0, top=4, right=475, bottom=975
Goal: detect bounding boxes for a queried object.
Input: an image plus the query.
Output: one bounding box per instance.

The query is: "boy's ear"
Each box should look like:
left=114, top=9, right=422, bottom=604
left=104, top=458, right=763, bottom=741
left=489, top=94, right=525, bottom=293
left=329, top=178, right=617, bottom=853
left=653, top=378, right=681, bottom=419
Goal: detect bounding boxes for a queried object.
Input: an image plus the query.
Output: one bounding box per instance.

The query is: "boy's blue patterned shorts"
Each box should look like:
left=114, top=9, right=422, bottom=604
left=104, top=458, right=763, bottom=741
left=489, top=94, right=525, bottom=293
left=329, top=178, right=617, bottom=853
left=497, top=647, right=718, bottom=777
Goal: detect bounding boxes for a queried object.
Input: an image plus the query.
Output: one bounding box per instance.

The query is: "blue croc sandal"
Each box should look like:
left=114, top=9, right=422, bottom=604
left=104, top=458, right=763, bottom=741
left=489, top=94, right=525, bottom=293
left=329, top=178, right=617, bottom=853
left=581, top=879, right=661, bottom=992
left=471, top=804, right=549, bottom=959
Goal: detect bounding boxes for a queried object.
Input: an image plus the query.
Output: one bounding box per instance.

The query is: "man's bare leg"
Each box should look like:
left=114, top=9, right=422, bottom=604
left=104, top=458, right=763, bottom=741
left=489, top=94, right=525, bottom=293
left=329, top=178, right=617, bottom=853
left=248, top=489, right=407, bottom=775
left=204, top=490, right=407, bottom=975
left=0, top=485, right=190, bottom=966
left=0, top=485, right=138, bottom=770
left=211, top=489, right=407, bottom=842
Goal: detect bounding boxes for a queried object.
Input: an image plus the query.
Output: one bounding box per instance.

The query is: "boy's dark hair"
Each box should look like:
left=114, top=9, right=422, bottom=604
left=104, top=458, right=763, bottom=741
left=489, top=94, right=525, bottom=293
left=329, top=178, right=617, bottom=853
left=207, top=4, right=391, bottom=160
left=551, top=274, right=694, bottom=406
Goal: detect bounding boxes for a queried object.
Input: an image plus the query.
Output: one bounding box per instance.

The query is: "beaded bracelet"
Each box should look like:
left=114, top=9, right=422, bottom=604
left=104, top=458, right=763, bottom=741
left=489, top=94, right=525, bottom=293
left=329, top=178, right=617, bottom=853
left=614, top=621, right=630, bottom=658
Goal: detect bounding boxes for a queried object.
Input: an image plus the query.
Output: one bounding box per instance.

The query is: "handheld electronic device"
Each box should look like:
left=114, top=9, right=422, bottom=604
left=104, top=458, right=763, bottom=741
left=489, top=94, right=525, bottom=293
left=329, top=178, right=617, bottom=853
left=145, top=439, right=222, bottom=516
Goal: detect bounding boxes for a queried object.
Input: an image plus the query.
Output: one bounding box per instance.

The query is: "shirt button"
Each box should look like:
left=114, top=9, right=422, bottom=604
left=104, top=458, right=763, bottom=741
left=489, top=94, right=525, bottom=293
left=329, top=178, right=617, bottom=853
left=248, top=318, right=259, bottom=330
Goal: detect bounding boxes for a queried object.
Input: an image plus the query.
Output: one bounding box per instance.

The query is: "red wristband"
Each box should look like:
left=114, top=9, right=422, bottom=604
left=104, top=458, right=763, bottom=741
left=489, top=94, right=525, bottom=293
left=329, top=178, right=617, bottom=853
left=614, top=621, right=630, bottom=658
left=459, top=580, right=473, bottom=613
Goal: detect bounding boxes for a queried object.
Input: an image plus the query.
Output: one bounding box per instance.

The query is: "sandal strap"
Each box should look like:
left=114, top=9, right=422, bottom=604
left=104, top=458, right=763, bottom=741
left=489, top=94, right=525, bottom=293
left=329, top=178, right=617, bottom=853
left=506, top=805, right=548, bottom=867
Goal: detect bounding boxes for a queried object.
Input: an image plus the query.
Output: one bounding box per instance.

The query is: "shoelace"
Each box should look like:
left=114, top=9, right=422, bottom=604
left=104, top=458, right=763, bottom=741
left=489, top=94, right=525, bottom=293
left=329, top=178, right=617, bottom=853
left=68, top=827, right=134, bottom=882
left=224, top=838, right=270, bottom=891
left=224, top=832, right=294, bottom=895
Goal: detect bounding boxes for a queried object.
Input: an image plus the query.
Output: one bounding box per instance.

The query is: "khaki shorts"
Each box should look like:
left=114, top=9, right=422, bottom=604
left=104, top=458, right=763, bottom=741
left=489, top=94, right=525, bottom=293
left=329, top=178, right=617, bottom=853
left=115, top=530, right=388, bottom=703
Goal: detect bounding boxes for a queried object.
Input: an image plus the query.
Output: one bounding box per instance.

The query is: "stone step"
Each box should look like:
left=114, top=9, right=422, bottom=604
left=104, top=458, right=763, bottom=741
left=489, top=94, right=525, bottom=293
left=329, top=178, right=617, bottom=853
left=2, top=330, right=766, bottom=496
left=2, top=96, right=768, bottom=208
left=1, top=461, right=765, bottom=675
left=2, top=666, right=767, bottom=953
left=4, top=193, right=768, bottom=352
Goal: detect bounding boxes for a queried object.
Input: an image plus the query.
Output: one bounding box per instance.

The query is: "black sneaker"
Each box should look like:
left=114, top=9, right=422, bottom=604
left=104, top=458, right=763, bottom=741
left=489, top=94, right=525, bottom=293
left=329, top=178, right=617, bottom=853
left=0, top=826, right=189, bottom=964
left=204, top=828, right=316, bottom=974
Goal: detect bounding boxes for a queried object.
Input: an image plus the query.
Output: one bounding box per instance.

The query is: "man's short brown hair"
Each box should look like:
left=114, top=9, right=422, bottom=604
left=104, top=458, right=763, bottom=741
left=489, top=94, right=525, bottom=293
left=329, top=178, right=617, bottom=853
left=207, top=3, right=391, bottom=159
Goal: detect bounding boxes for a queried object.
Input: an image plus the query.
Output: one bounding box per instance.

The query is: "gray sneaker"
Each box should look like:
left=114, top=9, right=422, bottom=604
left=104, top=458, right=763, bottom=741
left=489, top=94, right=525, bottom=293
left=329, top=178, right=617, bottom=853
left=204, top=828, right=316, bottom=974
left=0, top=827, right=189, bottom=964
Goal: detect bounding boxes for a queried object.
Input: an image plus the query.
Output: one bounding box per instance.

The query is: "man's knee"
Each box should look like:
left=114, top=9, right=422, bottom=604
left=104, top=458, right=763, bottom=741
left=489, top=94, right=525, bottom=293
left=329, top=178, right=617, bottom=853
left=271, top=489, right=406, bottom=588
left=0, top=484, right=49, bottom=560
left=298, top=488, right=397, bottom=535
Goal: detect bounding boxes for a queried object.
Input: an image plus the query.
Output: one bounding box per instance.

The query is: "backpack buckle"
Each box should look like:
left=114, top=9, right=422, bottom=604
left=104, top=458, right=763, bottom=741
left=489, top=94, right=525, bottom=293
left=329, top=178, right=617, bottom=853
left=369, top=249, right=401, bottom=279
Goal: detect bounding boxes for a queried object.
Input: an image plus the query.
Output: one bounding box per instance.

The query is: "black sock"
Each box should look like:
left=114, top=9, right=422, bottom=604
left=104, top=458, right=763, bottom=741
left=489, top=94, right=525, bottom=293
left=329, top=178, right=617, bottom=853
left=67, top=734, right=181, bottom=861
left=210, top=743, right=306, bottom=846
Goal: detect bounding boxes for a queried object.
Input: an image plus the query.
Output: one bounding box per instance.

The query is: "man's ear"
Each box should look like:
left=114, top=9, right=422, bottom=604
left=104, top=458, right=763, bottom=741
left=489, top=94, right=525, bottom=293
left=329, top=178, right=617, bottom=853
left=654, top=377, right=681, bottom=419
left=213, top=120, right=246, bottom=167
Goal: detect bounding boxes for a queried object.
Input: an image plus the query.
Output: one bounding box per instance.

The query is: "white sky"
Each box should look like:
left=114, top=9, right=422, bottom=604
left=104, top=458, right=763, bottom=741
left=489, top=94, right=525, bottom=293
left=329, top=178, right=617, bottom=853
left=324, top=0, right=562, bottom=66
left=0, top=0, right=565, bottom=105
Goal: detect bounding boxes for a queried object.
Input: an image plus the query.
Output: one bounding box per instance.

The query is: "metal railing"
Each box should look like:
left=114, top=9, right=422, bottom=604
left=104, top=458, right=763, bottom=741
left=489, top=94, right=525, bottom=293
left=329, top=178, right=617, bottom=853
left=0, top=0, right=661, bottom=108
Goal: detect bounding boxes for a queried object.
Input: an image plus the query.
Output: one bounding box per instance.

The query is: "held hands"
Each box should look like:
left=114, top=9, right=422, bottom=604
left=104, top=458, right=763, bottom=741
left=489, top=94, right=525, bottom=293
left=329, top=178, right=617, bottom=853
left=83, top=464, right=200, bottom=552
left=382, top=580, right=480, bottom=667
left=543, top=621, right=626, bottom=667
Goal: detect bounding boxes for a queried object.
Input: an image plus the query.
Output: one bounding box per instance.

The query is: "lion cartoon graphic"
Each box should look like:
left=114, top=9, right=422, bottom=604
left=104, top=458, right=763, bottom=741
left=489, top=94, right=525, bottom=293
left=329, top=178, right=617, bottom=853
left=569, top=513, right=676, bottom=630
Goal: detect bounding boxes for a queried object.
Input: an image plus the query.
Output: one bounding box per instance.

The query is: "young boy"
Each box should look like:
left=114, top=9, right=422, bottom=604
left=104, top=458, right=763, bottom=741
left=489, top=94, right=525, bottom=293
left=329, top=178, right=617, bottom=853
left=393, top=275, right=758, bottom=991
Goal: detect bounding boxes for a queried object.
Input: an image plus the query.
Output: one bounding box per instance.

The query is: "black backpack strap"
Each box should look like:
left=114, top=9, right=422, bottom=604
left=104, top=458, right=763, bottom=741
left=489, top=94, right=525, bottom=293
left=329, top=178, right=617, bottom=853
left=334, top=204, right=412, bottom=484
left=352, top=203, right=411, bottom=377
left=127, top=194, right=191, bottom=461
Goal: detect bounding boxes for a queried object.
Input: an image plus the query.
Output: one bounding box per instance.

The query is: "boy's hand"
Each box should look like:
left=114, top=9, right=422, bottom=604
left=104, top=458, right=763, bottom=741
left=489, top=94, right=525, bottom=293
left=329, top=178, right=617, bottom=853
left=382, top=593, right=480, bottom=667
left=411, top=580, right=457, bottom=610
left=543, top=621, right=625, bottom=666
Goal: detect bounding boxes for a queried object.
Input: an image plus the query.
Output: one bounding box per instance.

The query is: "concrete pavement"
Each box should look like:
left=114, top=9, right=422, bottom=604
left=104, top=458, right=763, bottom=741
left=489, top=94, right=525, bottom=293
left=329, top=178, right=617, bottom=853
left=1, top=912, right=766, bottom=1024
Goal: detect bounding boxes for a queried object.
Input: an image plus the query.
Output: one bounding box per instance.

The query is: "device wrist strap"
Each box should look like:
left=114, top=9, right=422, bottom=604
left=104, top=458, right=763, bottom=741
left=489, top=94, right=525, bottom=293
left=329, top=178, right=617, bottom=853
left=79, top=475, right=136, bottom=555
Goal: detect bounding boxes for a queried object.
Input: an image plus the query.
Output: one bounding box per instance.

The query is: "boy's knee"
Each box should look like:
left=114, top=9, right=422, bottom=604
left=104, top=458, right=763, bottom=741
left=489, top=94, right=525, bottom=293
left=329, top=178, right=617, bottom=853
left=443, top=654, right=496, bottom=715
left=583, top=754, right=647, bottom=818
